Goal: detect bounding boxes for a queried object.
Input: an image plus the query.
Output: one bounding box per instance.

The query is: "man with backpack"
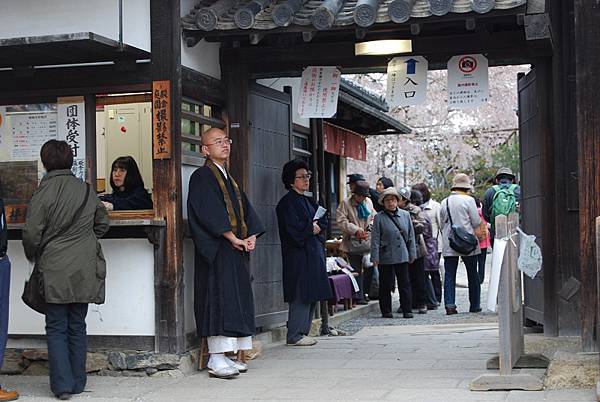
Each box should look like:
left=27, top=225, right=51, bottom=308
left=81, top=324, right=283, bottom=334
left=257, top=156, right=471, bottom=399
left=482, top=167, right=521, bottom=244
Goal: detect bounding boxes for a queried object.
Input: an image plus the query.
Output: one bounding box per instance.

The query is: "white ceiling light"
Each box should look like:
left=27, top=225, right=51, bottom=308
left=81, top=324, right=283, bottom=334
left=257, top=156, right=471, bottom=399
left=354, top=39, right=412, bottom=56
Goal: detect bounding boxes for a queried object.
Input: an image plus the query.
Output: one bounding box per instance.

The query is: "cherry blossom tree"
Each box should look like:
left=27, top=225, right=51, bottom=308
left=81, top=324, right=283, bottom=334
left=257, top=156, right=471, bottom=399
left=346, top=65, right=529, bottom=199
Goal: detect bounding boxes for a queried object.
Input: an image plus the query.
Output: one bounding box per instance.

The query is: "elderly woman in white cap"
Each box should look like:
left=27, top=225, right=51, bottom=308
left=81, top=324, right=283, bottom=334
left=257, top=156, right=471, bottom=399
left=370, top=187, right=416, bottom=318
left=440, top=173, right=482, bottom=315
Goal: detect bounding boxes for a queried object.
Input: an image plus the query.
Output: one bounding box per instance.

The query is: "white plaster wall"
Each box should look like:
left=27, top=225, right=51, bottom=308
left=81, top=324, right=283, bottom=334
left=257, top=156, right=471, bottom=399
left=181, top=0, right=222, bottom=78
left=7, top=239, right=155, bottom=336
left=181, top=164, right=202, bottom=220
left=0, top=0, right=151, bottom=52
left=257, top=78, right=309, bottom=128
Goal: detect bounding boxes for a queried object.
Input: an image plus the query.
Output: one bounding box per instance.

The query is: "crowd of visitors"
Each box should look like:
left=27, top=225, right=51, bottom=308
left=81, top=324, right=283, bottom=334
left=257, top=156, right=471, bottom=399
left=334, top=167, right=521, bottom=319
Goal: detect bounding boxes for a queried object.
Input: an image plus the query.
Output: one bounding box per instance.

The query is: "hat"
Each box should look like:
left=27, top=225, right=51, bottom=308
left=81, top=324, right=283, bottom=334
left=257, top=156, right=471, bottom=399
left=347, top=173, right=365, bottom=184
left=378, top=187, right=401, bottom=205
left=495, top=167, right=515, bottom=179
left=398, top=187, right=411, bottom=201
left=451, top=173, right=472, bottom=190
left=352, top=180, right=370, bottom=196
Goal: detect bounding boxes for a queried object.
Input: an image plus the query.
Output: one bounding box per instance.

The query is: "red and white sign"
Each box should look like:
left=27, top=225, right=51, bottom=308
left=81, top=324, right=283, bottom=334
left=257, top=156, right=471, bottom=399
left=298, top=66, right=341, bottom=118
left=447, top=54, right=489, bottom=109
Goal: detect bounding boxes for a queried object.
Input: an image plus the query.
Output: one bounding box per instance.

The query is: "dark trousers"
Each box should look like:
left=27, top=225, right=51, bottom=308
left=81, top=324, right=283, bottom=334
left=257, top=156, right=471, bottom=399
left=424, top=275, right=438, bottom=306
left=444, top=255, right=481, bottom=311
left=348, top=254, right=370, bottom=301
left=379, top=263, right=411, bottom=315
left=286, top=298, right=316, bottom=344
left=45, top=303, right=89, bottom=396
left=477, top=248, right=488, bottom=284
left=408, top=257, right=427, bottom=309
left=0, top=256, right=10, bottom=372
left=428, top=270, right=442, bottom=303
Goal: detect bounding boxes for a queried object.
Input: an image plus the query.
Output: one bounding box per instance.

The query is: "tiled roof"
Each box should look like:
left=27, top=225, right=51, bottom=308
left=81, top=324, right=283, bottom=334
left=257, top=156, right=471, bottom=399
left=182, top=0, right=526, bottom=32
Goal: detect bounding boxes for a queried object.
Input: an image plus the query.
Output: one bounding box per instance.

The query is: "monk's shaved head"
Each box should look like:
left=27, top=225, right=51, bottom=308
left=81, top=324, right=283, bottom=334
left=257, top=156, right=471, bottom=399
left=201, top=127, right=231, bottom=164
left=201, top=127, right=226, bottom=146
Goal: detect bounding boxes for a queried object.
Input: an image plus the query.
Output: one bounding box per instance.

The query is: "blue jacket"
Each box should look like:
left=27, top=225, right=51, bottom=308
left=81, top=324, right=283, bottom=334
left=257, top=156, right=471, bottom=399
left=370, top=208, right=416, bottom=265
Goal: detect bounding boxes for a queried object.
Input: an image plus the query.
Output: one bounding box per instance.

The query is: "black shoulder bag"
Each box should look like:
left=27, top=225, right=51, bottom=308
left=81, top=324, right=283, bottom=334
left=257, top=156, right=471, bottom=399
left=22, top=183, right=91, bottom=314
left=445, top=196, right=478, bottom=255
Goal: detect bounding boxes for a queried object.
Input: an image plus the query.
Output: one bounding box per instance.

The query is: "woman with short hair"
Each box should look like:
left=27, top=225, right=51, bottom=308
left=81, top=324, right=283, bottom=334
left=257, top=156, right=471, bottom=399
left=23, top=140, right=109, bottom=400
left=276, top=159, right=332, bottom=346
left=100, top=156, right=152, bottom=211
left=370, top=187, right=416, bottom=318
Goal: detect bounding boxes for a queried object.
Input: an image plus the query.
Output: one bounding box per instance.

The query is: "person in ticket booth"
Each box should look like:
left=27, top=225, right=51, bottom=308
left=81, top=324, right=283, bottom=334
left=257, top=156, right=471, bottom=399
left=100, top=156, right=153, bottom=211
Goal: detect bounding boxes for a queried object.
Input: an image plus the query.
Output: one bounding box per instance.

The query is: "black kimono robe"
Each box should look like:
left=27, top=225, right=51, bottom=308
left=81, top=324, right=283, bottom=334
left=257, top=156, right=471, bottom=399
left=276, top=190, right=332, bottom=304
left=187, top=165, right=265, bottom=338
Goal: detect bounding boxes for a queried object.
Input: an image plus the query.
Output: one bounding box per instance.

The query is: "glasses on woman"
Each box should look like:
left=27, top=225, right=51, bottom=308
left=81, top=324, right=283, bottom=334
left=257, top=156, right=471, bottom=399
left=295, top=173, right=312, bottom=180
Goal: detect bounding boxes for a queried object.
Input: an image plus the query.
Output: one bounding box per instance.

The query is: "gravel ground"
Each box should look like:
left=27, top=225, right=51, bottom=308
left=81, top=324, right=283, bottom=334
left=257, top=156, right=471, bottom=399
left=338, top=256, right=498, bottom=335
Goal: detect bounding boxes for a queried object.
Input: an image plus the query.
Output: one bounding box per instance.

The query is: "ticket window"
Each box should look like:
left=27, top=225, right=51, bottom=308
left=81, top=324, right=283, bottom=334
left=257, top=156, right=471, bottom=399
left=95, top=94, right=153, bottom=208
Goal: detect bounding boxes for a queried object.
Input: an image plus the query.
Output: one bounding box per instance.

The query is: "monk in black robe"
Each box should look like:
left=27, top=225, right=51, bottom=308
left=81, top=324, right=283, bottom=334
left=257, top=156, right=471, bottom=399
left=187, top=128, right=264, bottom=379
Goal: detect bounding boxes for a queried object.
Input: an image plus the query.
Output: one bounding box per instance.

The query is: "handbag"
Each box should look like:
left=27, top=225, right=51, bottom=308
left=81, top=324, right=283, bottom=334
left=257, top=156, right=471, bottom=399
left=347, top=236, right=371, bottom=254
left=22, top=183, right=91, bottom=314
left=445, top=197, right=478, bottom=255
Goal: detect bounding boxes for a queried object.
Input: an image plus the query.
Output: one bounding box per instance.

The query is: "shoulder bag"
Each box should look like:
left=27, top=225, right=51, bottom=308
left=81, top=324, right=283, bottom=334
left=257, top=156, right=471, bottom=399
left=445, top=197, right=478, bottom=255
left=22, top=183, right=91, bottom=314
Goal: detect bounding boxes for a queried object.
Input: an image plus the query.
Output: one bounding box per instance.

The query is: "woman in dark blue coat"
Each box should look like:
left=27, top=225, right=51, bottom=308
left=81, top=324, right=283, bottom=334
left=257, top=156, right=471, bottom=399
left=100, top=156, right=153, bottom=210
left=276, top=159, right=332, bottom=346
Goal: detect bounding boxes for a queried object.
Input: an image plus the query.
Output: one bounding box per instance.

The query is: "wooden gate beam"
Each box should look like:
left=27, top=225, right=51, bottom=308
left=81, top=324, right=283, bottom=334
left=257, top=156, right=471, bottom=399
left=574, top=0, right=600, bottom=352
left=150, top=0, right=185, bottom=354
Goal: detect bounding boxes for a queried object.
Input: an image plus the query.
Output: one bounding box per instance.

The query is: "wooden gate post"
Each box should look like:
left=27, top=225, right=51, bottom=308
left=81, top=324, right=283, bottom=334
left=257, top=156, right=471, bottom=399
left=471, top=213, right=547, bottom=391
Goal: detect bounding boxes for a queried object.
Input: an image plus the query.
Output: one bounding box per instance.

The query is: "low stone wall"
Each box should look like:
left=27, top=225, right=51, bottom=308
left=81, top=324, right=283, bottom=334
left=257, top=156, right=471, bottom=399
left=1, top=349, right=196, bottom=378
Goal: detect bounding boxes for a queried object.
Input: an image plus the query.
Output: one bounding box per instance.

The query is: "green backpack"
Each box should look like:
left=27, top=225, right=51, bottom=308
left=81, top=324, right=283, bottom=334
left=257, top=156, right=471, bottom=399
left=491, top=184, right=518, bottom=229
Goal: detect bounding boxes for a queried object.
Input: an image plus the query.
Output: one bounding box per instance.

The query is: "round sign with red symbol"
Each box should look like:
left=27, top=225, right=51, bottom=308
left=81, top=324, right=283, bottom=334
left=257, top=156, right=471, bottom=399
left=458, top=56, right=478, bottom=73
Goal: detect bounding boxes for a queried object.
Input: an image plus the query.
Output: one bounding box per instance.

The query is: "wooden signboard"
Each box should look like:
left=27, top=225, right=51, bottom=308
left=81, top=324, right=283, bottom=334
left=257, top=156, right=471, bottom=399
left=5, top=204, right=28, bottom=224
left=152, top=80, right=172, bottom=160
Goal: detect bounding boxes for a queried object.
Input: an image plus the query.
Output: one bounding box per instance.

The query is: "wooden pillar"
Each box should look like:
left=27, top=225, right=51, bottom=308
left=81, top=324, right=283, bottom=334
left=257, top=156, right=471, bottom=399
left=574, top=0, right=600, bottom=352
left=84, top=94, right=97, bottom=187
left=150, top=0, right=185, bottom=353
left=223, top=62, right=250, bottom=189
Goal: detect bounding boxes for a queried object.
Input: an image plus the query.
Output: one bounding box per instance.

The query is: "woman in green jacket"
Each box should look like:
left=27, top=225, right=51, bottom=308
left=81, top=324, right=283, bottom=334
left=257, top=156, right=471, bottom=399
left=23, top=140, right=109, bottom=401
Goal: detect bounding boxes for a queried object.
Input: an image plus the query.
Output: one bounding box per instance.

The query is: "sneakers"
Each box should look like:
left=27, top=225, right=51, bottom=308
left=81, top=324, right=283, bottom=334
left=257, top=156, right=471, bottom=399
left=0, top=388, right=19, bottom=402
left=445, top=306, right=458, bottom=315
left=287, top=336, right=317, bottom=346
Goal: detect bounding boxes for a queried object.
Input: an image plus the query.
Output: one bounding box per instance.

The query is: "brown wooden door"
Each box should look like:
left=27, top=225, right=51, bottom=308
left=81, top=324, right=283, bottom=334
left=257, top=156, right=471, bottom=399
left=519, top=68, right=545, bottom=325
left=247, top=83, right=293, bottom=328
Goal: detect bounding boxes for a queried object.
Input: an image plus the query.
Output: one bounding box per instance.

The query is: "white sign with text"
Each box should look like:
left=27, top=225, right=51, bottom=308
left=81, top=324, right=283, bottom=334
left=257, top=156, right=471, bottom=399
left=387, top=56, right=428, bottom=107
left=57, top=97, right=86, bottom=180
left=447, top=54, right=489, bottom=109
left=298, top=66, right=341, bottom=118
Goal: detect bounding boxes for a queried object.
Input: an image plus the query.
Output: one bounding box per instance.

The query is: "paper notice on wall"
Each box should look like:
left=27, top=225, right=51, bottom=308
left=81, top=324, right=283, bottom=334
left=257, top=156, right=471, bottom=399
left=517, top=228, right=543, bottom=279
left=57, top=97, right=86, bottom=180
left=447, top=54, right=489, bottom=109
left=387, top=56, right=428, bottom=107
left=486, top=238, right=508, bottom=312
left=298, top=66, right=341, bottom=118
left=10, top=112, right=58, bottom=161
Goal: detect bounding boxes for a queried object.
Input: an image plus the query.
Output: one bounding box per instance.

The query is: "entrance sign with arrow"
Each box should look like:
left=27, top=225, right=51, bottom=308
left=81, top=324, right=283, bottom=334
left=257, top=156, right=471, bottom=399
left=447, top=54, right=489, bottom=109
left=386, top=56, right=428, bottom=107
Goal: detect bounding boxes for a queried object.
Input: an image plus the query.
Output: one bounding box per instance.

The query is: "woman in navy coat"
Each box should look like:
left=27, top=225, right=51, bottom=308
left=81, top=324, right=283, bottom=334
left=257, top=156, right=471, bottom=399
left=276, top=159, right=332, bottom=346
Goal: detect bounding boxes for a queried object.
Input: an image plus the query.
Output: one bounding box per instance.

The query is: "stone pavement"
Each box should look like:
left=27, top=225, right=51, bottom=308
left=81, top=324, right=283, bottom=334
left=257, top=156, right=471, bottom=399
left=1, top=322, right=596, bottom=401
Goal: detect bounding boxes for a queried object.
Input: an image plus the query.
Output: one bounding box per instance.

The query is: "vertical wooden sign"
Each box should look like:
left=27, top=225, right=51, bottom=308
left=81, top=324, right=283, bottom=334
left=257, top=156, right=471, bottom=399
left=152, top=80, right=172, bottom=159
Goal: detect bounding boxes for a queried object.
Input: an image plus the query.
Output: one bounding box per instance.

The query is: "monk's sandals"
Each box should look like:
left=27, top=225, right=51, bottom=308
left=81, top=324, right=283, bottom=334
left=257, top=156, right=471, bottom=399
left=207, top=365, right=239, bottom=379
left=226, top=358, right=248, bottom=373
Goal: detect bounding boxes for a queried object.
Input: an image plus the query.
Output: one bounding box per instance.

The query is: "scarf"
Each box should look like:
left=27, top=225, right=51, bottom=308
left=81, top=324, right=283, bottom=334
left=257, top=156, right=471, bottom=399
left=357, top=201, right=370, bottom=220
left=205, top=159, right=248, bottom=238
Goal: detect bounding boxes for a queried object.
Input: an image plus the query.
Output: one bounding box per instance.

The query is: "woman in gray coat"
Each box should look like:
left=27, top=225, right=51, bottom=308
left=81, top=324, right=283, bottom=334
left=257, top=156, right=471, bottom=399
left=370, top=188, right=417, bottom=318
left=439, top=173, right=481, bottom=315
left=23, top=140, right=109, bottom=400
